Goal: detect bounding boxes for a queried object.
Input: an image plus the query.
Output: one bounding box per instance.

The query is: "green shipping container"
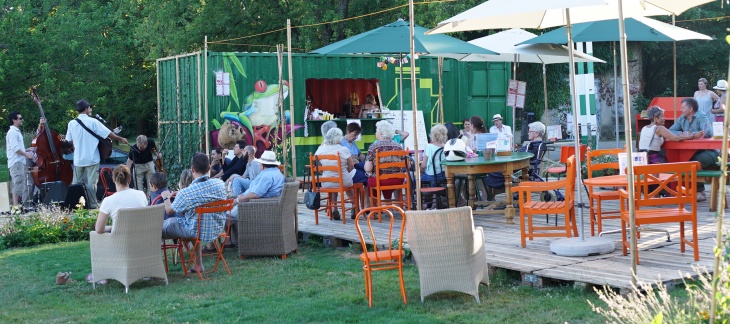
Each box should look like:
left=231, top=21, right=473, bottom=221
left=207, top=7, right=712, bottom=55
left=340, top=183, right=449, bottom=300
left=157, top=52, right=510, bottom=179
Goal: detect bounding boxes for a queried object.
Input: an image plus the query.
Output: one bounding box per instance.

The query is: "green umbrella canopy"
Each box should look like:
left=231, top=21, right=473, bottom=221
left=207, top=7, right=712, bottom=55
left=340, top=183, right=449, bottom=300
left=519, top=16, right=711, bottom=44
left=311, top=19, right=497, bottom=59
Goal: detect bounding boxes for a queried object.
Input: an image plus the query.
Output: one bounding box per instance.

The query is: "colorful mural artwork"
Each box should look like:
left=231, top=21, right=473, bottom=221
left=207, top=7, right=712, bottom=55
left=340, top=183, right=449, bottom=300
left=209, top=57, right=302, bottom=158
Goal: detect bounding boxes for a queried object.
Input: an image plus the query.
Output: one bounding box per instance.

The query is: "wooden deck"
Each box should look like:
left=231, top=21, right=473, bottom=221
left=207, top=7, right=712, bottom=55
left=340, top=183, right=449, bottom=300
left=295, top=188, right=728, bottom=292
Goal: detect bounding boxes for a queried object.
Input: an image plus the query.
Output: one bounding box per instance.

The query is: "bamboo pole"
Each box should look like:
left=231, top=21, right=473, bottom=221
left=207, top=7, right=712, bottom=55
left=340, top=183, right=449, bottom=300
left=287, top=19, right=297, bottom=179
left=204, top=36, right=210, bottom=159
left=277, top=45, right=287, bottom=167
left=709, top=49, right=730, bottom=324
left=408, top=1, right=421, bottom=209
left=438, top=57, right=444, bottom=124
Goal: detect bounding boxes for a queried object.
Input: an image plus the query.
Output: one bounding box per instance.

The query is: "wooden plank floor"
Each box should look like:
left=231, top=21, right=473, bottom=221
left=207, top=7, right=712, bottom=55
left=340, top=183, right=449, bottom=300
left=295, top=187, right=728, bottom=291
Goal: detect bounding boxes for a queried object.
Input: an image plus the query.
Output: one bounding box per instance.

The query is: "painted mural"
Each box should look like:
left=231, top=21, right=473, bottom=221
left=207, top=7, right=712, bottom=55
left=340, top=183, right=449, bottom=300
left=209, top=54, right=301, bottom=158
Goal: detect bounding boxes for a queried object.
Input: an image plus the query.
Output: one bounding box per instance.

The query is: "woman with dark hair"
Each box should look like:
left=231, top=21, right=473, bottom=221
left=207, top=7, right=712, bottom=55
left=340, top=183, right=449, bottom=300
left=639, top=106, right=699, bottom=164
left=94, top=165, right=148, bottom=233
left=444, top=122, right=462, bottom=140
left=465, top=115, right=487, bottom=148
left=460, top=118, right=472, bottom=139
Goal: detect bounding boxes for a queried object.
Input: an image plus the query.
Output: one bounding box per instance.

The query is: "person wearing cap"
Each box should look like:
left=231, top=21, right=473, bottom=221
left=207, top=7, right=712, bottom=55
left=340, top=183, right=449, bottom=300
left=489, top=114, right=512, bottom=138
left=694, top=78, right=719, bottom=117
left=65, top=99, right=128, bottom=209
left=711, top=80, right=727, bottom=122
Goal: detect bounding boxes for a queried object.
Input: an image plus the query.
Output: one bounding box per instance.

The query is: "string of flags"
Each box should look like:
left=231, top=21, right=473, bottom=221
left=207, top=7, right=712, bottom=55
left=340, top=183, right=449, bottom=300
left=376, top=53, right=421, bottom=70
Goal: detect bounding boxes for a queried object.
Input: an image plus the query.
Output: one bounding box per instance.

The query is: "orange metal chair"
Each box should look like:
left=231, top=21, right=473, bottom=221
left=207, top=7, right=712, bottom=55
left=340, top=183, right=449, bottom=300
left=512, top=156, right=578, bottom=248
left=585, top=147, right=623, bottom=236
left=369, top=150, right=411, bottom=212
left=155, top=193, right=185, bottom=273
left=309, top=153, right=363, bottom=224
left=618, top=161, right=700, bottom=264
left=354, top=206, right=407, bottom=307
left=545, top=144, right=586, bottom=180
left=181, top=198, right=235, bottom=280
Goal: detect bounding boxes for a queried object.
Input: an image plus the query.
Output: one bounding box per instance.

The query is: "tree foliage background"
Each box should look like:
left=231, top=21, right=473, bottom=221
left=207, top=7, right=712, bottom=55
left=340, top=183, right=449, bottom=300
left=1, top=0, right=728, bottom=137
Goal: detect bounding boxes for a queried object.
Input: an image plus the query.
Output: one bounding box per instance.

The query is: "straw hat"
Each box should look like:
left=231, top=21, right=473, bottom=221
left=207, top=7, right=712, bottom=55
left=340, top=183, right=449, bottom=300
left=713, top=80, right=727, bottom=91
left=255, top=150, right=281, bottom=166
left=492, top=114, right=503, bottom=121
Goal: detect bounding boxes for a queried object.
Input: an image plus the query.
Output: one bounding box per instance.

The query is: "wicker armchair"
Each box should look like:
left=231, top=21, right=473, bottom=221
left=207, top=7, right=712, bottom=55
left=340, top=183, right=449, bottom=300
left=405, top=206, right=488, bottom=303
left=237, top=182, right=298, bottom=259
left=89, top=204, right=167, bottom=293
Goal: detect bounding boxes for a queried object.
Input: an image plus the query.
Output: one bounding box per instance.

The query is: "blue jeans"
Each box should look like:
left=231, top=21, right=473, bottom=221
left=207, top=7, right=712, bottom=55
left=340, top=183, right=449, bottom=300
left=231, top=177, right=252, bottom=196
left=421, top=172, right=445, bottom=187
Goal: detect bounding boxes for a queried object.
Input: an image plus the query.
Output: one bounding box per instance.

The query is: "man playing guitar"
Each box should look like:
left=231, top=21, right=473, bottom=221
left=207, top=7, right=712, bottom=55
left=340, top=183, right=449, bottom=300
left=65, top=99, right=128, bottom=209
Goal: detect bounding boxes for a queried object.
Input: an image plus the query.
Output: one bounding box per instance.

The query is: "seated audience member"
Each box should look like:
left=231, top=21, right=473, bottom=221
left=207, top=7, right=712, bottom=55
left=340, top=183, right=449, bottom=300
left=221, top=140, right=248, bottom=182
left=445, top=122, right=464, bottom=142
left=149, top=172, right=168, bottom=204
left=667, top=97, right=712, bottom=201
left=320, top=120, right=338, bottom=139
left=235, top=150, right=286, bottom=203
left=639, top=106, right=698, bottom=164
left=210, top=148, right=231, bottom=178
left=94, top=165, right=149, bottom=233
left=484, top=121, right=547, bottom=190
left=341, top=122, right=365, bottom=164
left=160, top=153, right=227, bottom=272
left=420, top=124, right=447, bottom=186
left=316, top=128, right=357, bottom=220
left=178, top=169, right=193, bottom=189
left=460, top=118, right=472, bottom=139
left=365, top=120, right=406, bottom=206
left=230, top=146, right=261, bottom=196
left=465, top=115, right=488, bottom=149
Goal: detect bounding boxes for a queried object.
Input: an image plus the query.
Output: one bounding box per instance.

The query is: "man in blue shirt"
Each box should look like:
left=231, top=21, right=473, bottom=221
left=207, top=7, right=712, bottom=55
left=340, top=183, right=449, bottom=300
left=668, top=97, right=713, bottom=201
left=161, top=153, right=227, bottom=272
left=235, top=150, right=285, bottom=203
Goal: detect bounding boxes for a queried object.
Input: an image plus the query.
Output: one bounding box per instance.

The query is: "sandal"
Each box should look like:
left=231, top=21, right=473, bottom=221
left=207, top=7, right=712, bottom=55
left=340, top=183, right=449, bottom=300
left=201, top=246, right=217, bottom=253
left=56, top=271, right=76, bottom=285
left=331, top=209, right=341, bottom=221
left=697, top=191, right=707, bottom=202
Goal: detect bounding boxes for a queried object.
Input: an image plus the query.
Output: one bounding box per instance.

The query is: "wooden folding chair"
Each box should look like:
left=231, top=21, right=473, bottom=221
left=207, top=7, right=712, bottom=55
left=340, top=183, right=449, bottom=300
left=181, top=199, right=235, bottom=280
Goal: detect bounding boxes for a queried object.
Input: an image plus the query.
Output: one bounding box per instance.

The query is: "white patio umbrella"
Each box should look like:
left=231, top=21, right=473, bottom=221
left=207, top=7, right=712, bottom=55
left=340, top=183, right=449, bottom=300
left=460, top=28, right=606, bottom=130
left=427, top=0, right=713, bottom=284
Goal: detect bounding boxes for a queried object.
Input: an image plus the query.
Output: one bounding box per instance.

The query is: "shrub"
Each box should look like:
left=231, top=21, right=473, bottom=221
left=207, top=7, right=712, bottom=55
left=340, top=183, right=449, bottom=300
left=0, top=204, right=97, bottom=249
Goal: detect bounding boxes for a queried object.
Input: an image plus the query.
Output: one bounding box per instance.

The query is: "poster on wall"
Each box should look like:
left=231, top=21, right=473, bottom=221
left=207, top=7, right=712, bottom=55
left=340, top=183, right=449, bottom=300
left=215, top=72, right=230, bottom=96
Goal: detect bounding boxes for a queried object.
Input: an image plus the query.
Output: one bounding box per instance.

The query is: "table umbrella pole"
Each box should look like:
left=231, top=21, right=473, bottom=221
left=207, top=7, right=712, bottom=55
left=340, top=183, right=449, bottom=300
left=565, top=9, right=586, bottom=242
left=613, top=42, right=619, bottom=148
left=399, top=53, right=405, bottom=136
left=409, top=3, right=422, bottom=209
left=543, top=64, right=548, bottom=124
left=616, top=0, right=639, bottom=287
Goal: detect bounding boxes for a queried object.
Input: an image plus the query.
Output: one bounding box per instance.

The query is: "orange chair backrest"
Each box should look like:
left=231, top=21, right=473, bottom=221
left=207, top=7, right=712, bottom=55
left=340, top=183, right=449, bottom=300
left=194, top=199, right=235, bottom=237
left=564, top=155, right=576, bottom=204
left=354, top=206, right=406, bottom=262
left=311, top=152, right=346, bottom=190
left=585, top=147, right=623, bottom=179
left=374, top=149, right=409, bottom=184
left=632, top=161, right=698, bottom=209
left=559, top=144, right=587, bottom=163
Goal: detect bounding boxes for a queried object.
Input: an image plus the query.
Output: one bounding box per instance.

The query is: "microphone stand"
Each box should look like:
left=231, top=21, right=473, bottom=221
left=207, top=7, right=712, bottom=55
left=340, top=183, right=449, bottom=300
left=129, top=145, right=141, bottom=190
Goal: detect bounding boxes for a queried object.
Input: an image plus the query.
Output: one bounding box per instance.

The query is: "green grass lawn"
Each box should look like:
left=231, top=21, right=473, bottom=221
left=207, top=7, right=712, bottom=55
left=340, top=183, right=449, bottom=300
left=0, top=240, right=610, bottom=323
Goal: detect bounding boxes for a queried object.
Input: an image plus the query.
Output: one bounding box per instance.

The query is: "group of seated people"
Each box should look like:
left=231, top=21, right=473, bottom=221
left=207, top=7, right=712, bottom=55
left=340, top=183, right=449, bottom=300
left=93, top=144, right=287, bottom=273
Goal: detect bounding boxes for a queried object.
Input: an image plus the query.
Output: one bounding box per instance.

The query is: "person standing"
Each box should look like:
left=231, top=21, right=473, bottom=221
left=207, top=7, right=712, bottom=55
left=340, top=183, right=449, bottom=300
left=6, top=112, right=38, bottom=207
left=711, top=80, right=727, bottom=122
left=489, top=114, right=512, bottom=138
left=125, top=135, right=161, bottom=194
left=65, top=99, right=128, bottom=209
left=694, top=78, right=719, bottom=117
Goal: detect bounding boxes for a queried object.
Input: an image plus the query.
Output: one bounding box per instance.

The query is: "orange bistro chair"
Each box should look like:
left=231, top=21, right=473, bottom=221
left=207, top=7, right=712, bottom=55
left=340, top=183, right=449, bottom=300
left=369, top=150, right=411, bottom=213
left=545, top=144, right=586, bottom=181
left=512, top=156, right=578, bottom=248
left=181, top=199, right=235, bottom=280
left=309, top=153, right=364, bottom=224
left=354, top=206, right=407, bottom=307
left=618, top=162, right=700, bottom=264
left=585, top=147, right=623, bottom=236
left=99, top=167, right=116, bottom=197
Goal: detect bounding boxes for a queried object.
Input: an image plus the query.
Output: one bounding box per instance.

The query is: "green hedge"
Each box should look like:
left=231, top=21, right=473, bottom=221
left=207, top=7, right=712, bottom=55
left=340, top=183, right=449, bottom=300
left=0, top=206, right=97, bottom=249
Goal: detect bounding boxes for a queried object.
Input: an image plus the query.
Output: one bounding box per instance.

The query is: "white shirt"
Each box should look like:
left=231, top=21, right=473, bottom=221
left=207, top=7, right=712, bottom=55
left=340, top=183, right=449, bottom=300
left=489, top=125, right=512, bottom=138
left=6, top=125, right=26, bottom=167
left=99, top=188, right=149, bottom=226
left=65, top=114, right=111, bottom=167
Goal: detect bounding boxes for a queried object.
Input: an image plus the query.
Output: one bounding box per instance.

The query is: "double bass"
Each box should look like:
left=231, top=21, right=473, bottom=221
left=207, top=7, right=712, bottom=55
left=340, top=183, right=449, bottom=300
left=30, top=87, right=73, bottom=187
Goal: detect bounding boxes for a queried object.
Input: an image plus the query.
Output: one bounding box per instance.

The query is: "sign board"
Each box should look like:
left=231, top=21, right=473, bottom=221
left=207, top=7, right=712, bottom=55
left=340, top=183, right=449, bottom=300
left=507, top=80, right=526, bottom=108
left=215, top=72, right=230, bottom=96
left=713, top=122, right=723, bottom=139
left=618, top=152, right=647, bottom=175
left=382, top=110, right=428, bottom=151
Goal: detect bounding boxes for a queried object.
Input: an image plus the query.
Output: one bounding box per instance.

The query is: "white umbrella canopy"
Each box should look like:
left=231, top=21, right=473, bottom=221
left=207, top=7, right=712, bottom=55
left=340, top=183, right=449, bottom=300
left=460, top=28, right=606, bottom=64
left=428, top=0, right=711, bottom=32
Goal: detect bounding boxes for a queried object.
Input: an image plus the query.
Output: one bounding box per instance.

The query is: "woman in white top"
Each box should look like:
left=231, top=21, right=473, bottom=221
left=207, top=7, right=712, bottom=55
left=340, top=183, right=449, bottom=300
left=638, top=106, right=700, bottom=163
left=489, top=114, right=512, bottom=138
left=420, top=124, right=447, bottom=185
left=694, top=78, right=719, bottom=117
left=314, top=128, right=357, bottom=220
left=95, top=165, right=149, bottom=233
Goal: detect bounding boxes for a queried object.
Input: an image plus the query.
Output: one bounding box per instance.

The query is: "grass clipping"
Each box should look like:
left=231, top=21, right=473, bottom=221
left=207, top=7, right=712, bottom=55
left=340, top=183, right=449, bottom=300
left=589, top=250, right=729, bottom=322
